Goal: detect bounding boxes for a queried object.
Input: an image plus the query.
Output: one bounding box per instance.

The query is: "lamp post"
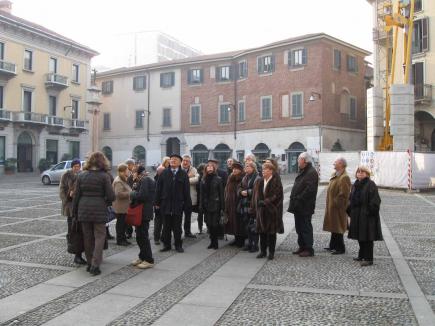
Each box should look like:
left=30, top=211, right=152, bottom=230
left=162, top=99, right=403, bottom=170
left=86, top=69, right=102, bottom=152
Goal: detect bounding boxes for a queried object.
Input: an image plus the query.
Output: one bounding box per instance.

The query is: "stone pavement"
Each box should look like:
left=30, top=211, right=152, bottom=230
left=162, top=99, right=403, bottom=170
left=0, top=175, right=433, bottom=325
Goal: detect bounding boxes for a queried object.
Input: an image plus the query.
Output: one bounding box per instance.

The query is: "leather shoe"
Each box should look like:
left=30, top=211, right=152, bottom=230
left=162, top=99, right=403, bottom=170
left=175, top=247, right=184, bottom=253
left=292, top=248, right=303, bottom=255
left=268, top=253, right=275, bottom=260
left=86, top=264, right=91, bottom=272
left=207, top=243, right=214, bottom=249
left=331, top=250, right=345, bottom=255
left=299, top=250, right=314, bottom=257
left=256, top=252, right=267, bottom=259
left=353, top=257, right=363, bottom=261
left=89, top=266, right=101, bottom=276
left=185, top=233, right=196, bottom=238
left=160, top=247, right=171, bottom=252
left=74, top=256, right=87, bottom=265
left=324, top=247, right=332, bottom=251
left=360, top=260, right=373, bottom=266
left=154, top=240, right=161, bottom=245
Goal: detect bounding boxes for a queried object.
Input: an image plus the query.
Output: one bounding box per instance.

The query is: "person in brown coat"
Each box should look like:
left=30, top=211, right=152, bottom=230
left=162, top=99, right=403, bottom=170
left=323, top=157, right=351, bottom=255
left=73, top=152, right=115, bottom=276
left=112, top=163, right=132, bottom=246
left=224, top=161, right=245, bottom=247
left=252, top=162, right=284, bottom=260
left=60, top=159, right=86, bottom=265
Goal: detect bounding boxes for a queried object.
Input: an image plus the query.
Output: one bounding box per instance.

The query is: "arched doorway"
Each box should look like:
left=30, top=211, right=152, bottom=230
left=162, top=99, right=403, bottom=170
left=251, top=143, right=271, bottom=163
left=287, top=142, right=306, bottom=173
left=133, top=145, right=146, bottom=166
left=17, top=132, right=33, bottom=172
left=102, top=146, right=113, bottom=166
left=166, top=137, right=180, bottom=156
left=191, top=144, right=209, bottom=167
left=213, top=143, right=232, bottom=168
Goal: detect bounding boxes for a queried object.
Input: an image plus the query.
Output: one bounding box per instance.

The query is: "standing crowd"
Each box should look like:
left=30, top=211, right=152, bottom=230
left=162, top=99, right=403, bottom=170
left=59, top=150, right=383, bottom=276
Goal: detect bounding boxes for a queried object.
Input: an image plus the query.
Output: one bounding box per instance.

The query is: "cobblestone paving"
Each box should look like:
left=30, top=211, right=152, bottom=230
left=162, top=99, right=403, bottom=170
left=396, top=237, right=435, bottom=258
left=215, top=288, right=417, bottom=326
left=0, top=217, right=25, bottom=225
left=0, top=219, right=67, bottom=236
left=407, top=259, right=435, bottom=295
left=387, top=222, right=435, bottom=237
left=0, top=208, right=60, bottom=218
left=0, top=234, right=40, bottom=250
left=109, top=246, right=240, bottom=326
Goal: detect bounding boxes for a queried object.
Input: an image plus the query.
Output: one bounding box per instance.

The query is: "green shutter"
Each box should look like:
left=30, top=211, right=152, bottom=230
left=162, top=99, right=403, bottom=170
left=271, top=55, right=275, bottom=72
left=258, top=57, right=263, bottom=73
left=302, top=48, right=307, bottom=65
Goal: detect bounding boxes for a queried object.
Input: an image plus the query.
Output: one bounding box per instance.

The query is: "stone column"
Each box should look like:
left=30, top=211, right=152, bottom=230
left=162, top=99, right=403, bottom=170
left=367, top=87, right=384, bottom=151
left=390, top=84, right=415, bottom=151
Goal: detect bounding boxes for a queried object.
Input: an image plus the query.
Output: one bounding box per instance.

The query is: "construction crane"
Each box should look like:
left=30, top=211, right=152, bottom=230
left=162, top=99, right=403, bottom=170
left=378, top=0, right=415, bottom=150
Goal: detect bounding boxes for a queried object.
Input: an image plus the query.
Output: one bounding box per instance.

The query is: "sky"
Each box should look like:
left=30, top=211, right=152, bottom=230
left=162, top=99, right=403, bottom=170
left=11, top=0, right=374, bottom=69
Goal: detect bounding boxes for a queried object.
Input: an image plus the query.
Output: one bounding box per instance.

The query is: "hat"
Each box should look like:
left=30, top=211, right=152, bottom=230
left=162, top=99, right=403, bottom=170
left=170, top=154, right=183, bottom=161
left=136, top=165, right=146, bottom=174
left=125, top=158, right=135, bottom=165
left=231, top=161, right=243, bottom=171
left=71, top=159, right=81, bottom=167
left=207, top=159, right=219, bottom=165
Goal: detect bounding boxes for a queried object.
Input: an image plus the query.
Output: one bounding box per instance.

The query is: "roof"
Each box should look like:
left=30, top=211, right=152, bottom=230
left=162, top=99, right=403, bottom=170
left=0, top=10, right=99, bottom=56
left=97, top=33, right=371, bottom=78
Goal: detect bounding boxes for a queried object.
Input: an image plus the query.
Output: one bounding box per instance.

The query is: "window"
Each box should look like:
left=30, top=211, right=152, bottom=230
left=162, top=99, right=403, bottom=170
left=163, top=108, right=171, bottom=127
left=415, top=0, right=422, bottom=12
left=0, top=136, right=5, bottom=165
left=48, top=96, right=56, bottom=116
left=349, top=96, right=357, bottom=120
left=190, top=105, right=201, bottom=125
left=219, top=104, right=230, bottom=124
left=49, top=57, right=57, bottom=73
left=23, top=90, right=32, bottom=112
left=238, top=101, right=245, bottom=122
left=412, top=18, right=429, bottom=54
left=133, top=76, right=146, bottom=91
left=133, top=145, right=146, bottom=165
left=46, top=140, right=58, bottom=165
left=333, top=49, right=341, bottom=70
left=0, top=42, right=4, bottom=60
left=257, top=55, right=275, bottom=74
left=24, top=50, right=33, bottom=71
left=261, top=97, right=272, bottom=120
left=103, top=113, right=111, bottom=130
left=236, top=150, right=245, bottom=163
left=71, top=99, right=79, bottom=120
left=188, top=68, right=203, bottom=84
left=69, top=141, right=80, bottom=159
left=238, top=60, right=247, bottom=79
left=102, top=81, right=113, bottom=94
left=72, top=64, right=79, bottom=83
left=160, top=72, right=175, bottom=88
left=412, top=62, right=425, bottom=99
left=347, top=55, right=358, bottom=73
left=216, top=65, right=232, bottom=82
left=192, top=144, right=209, bottom=167
left=135, top=110, right=144, bottom=128
left=289, top=48, right=307, bottom=67
left=291, top=93, right=303, bottom=118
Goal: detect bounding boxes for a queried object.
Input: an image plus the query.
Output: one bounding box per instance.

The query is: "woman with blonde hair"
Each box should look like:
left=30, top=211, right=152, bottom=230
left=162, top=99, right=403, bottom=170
left=348, top=166, right=383, bottom=266
left=112, top=163, right=132, bottom=246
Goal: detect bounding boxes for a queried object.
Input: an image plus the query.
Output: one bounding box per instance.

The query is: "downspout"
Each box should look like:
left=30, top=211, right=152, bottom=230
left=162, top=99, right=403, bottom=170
left=147, top=71, right=151, bottom=141
left=233, top=61, right=237, bottom=141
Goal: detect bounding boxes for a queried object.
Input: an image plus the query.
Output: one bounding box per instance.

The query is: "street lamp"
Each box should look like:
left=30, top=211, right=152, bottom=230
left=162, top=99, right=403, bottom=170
left=226, top=103, right=237, bottom=140
left=63, top=105, right=75, bottom=117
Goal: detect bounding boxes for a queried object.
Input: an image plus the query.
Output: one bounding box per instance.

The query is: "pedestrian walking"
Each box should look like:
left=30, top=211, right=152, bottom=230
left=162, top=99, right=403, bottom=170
left=155, top=154, right=191, bottom=253
left=252, top=162, right=284, bottom=260
left=200, top=161, right=224, bottom=249
left=348, top=166, right=383, bottom=266
left=224, top=161, right=245, bottom=247
left=181, top=154, right=199, bottom=238
left=130, top=165, right=155, bottom=269
left=112, top=163, right=132, bottom=246
left=73, top=152, right=115, bottom=276
left=288, top=152, right=319, bottom=257
left=323, top=157, right=352, bottom=255
left=59, top=158, right=86, bottom=265
left=196, top=163, right=206, bottom=234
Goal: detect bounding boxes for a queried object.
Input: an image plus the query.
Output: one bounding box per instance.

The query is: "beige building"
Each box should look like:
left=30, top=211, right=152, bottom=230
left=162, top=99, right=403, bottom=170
left=0, top=1, right=98, bottom=174
left=368, top=0, right=435, bottom=151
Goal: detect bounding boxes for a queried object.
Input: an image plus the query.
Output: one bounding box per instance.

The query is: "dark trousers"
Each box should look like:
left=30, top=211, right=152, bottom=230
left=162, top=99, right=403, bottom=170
left=209, top=225, right=219, bottom=247
left=153, top=209, right=163, bottom=242
left=247, top=217, right=258, bottom=249
left=136, top=220, right=154, bottom=263
left=183, top=206, right=193, bottom=234
left=294, top=214, right=314, bottom=253
left=81, top=222, right=106, bottom=267
left=259, top=233, right=277, bottom=255
left=358, top=241, right=374, bottom=261
left=115, top=213, right=127, bottom=242
left=197, top=210, right=204, bottom=232
left=162, top=214, right=183, bottom=248
left=126, top=224, right=133, bottom=237
left=67, top=216, right=83, bottom=257
left=329, top=233, right=345, bottom=252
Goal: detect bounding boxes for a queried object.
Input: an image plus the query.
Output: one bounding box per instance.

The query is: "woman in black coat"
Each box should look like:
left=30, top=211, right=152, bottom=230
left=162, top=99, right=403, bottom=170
left=200, top=162, right=224, bottom=249
left=348, top=166, right=383, bottom=266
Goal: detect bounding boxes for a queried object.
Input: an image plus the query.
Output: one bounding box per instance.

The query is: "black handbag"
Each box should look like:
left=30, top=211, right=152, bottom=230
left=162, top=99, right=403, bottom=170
left=67, top=218, right=84, bottom=254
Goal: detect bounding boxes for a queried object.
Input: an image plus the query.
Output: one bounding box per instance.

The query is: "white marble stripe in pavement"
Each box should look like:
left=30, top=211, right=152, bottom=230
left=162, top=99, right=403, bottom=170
left=0, top=259, right=75, bottom=271
left=0, top=231, right=66, bottom=253
left=0, top=214, right=61, bottom=227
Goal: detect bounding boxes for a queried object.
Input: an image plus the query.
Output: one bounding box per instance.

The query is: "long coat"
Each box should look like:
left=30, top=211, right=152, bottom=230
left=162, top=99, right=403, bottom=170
left=154, top=167, right=191, bottom=217
left=73, top=170, right=115, bottom=224
left=185, top=166, right=199, bottom=206
left=348, top=178, right=383, bottom=241
left=130, top=175, right=156, bottom=222
left=59, top=170, right=78, bottom=217
left=224, top=172, right=244, bottom=235
left=112, top=176, right=132, bottom=214
left=323, top=171, right=351, bottom=234
left=238, top=172, right=261, bottom=217
left=288, top=163, right=319, bottom=216
left=200, top=173, right=224, bottom=228
left=252, top=176, right=284, bottom=234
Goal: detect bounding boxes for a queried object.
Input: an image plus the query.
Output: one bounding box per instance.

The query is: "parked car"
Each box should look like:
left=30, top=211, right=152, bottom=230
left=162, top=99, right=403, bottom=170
left=41, top=160, right=85, bottom=185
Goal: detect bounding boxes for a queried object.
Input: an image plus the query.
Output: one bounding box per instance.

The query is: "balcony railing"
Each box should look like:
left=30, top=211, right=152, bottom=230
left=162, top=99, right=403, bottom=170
left=69, top=119, right=87, bottom=132
left=0, top=59, right=17, bottom=77
left=13, top=111, right=48, bottom=124
left=415, top=84, right=432, bottom=105
left=46, top=116, right=64, bottom=127
left=45, top=73, right=69, bottom=89
left=0, top=109, right=12, bottom=121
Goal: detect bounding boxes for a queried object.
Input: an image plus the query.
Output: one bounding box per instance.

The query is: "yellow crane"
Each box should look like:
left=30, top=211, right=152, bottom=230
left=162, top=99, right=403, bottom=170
left=378, top=0, right=415, bottom=150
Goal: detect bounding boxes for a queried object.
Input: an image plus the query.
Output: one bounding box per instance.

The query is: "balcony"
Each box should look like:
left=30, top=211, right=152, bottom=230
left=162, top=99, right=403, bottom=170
left=0, top=59, right=17, bottom=78
left=69, top=119, right=87, bottom=131
left=46, top=116, right=64, bottom=127
left=415, top=84, right=432, bottom=105
left=45, top=73, right=69, bottom=90
left=13, top=111, right=48, bottom=125
left=0, top=109, right=12, bottom=123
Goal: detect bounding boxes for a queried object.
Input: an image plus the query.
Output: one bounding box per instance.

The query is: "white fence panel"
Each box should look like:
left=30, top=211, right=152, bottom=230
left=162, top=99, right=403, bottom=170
left=412, top=153, right=435, bottom=189
left=319, top=152, right=360, bottom=183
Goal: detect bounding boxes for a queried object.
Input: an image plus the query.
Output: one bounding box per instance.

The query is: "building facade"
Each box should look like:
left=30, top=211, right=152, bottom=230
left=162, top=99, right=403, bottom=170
left=97, top=33, right=369, bottom=172
left=368, top=0, right=435, bottom=151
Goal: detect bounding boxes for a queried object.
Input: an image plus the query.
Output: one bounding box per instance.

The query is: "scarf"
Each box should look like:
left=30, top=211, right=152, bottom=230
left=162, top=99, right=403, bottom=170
left=350, top=177, right=369, bottom=208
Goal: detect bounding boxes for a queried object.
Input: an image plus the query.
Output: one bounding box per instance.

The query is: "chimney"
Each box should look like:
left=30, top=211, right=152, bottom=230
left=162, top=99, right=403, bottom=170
left=0, top=1, right=12, bottom=14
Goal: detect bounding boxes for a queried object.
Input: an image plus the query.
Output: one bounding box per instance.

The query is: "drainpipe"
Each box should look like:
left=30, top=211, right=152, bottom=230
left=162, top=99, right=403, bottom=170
left=233, top=61, right=238, bottom=141
left=147, top=71, right=151, bottom=142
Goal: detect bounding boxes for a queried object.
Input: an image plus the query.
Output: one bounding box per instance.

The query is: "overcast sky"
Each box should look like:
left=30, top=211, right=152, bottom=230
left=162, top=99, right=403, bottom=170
left=11, top=0, right=374, bottom=68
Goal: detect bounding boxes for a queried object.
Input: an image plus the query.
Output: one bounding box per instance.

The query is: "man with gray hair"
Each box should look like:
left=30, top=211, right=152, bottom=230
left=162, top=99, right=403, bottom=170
left=181, top=154, right=199, bottom=238
left=288, top=152, right=319, bottom=257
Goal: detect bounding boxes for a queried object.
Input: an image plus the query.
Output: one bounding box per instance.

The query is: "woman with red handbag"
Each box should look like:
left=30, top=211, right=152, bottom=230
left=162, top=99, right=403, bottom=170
left=129, top=166, right=156, bottom=269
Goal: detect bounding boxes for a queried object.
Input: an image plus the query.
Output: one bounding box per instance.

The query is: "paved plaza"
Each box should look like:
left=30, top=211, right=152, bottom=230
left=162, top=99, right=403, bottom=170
left=0, top=174, right=434, bottom=325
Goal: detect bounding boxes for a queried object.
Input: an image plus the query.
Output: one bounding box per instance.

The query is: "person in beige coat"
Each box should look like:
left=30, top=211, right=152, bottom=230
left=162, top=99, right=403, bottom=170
left=181, top=154, right=199, bottom=238
left=323, top=157, right=351, bottom=255
left=112, top=163, right=132, bottom=246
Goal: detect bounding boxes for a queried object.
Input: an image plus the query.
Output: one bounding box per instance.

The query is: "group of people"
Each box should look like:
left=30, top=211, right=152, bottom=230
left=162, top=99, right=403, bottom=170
left=60, top=149, right=383, bottom=276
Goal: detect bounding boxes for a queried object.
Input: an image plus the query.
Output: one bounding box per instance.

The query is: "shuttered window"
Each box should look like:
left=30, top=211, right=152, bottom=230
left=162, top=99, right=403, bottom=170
left=160, top=72, right=175, bottom=88
left=257, top=55, right=275, bottom=74
left=289, top=48, right=307, bottom=67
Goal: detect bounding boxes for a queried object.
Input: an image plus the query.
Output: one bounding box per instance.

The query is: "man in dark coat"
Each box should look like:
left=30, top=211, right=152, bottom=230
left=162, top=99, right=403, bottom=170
left=155, top=154, right=191, bottom=253
left=209, top=159, right=228, bottom=239
left=288, top=152, right=319, bottom=257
